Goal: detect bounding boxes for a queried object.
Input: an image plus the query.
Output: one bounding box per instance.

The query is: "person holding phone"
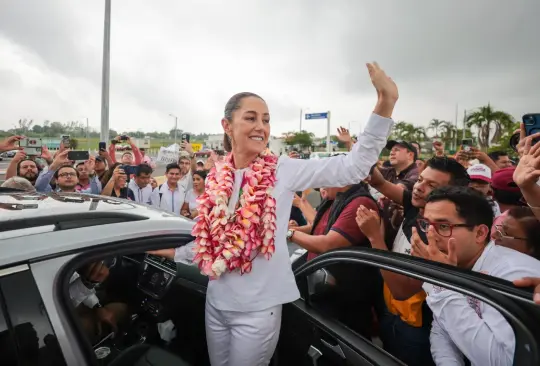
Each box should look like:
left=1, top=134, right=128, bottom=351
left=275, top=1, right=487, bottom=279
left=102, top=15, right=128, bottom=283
left=149, top=62, right=397, bottom=365
left=101, top=165, right=134, bottom=199
left=107, top=135, right=143, bottom=166
left=35, top=152, right=101, bottom=194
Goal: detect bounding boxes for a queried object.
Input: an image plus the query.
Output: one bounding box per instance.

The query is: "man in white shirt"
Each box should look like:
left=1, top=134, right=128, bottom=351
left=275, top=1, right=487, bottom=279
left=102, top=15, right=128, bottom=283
left=128, top=163, right=155, bottom=205
left=410, top=186, right=540, bottom=366
left=152, top=162, right=189, bottom=214
left=177, top=153, right=193, bottom=192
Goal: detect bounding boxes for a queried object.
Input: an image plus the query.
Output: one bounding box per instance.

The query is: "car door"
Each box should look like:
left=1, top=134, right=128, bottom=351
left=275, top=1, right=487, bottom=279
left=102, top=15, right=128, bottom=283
left=276, top=247, right=540, bottom=366
left=0, top=264, right=67, bottom=366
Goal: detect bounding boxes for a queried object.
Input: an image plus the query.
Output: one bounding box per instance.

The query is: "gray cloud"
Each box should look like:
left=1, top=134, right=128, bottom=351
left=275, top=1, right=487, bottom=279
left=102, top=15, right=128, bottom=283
left=0, top=0, right=538, bottom=137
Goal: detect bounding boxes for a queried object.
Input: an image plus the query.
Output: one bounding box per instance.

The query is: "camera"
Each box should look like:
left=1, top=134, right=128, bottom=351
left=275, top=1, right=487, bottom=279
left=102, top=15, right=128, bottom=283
left=19, top=138, right=43, bottom=156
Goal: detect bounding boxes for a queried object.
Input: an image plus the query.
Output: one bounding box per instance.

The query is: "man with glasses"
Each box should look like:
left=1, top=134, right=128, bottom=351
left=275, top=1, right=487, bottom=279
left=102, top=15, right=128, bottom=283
left=35, top=150, right=101, bottom=194
left=357, top=156, right=470, bottom=366
left=410, top=186, right=540, bottom=365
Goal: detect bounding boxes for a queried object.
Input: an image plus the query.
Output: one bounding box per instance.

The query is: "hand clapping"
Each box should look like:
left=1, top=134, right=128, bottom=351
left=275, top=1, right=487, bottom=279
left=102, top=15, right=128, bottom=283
left=411, top=226, right=458, bottom=266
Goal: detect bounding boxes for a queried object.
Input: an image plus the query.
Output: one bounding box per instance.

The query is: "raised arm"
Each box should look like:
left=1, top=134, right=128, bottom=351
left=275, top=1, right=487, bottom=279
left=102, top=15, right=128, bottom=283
left=108, top=143, right=117, bottom=164
left=368, top=166, right=405, bottom=205
left=128, top=137, right=143, bottom=165
left=278, top=63, right=397, bottom=192
left=5, top=151, right=26, bottom=180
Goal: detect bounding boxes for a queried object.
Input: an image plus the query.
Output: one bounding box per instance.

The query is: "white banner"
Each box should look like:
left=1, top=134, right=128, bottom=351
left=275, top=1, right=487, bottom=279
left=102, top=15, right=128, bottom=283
left=156, top=146, right=179, bottom=164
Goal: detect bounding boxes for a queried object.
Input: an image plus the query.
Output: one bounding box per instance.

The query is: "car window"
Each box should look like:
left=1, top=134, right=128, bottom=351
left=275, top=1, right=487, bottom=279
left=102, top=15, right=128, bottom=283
left=0, top=268, right=66, bottom=366
left=301, top=259, right=524, bottom=366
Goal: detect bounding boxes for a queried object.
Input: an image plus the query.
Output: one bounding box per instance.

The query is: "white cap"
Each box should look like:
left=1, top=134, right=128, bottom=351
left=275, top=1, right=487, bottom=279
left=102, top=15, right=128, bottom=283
left=467, top=163, right=491, bottom=183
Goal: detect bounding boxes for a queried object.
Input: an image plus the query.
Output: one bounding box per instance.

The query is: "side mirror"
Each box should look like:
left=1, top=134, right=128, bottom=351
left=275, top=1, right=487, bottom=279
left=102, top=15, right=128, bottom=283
left=307, top=268, right=337, bottom=298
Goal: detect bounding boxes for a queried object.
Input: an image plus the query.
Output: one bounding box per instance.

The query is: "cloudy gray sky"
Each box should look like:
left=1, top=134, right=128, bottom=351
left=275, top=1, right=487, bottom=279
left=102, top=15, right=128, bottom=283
left=0, top=0, right=538, bottom=137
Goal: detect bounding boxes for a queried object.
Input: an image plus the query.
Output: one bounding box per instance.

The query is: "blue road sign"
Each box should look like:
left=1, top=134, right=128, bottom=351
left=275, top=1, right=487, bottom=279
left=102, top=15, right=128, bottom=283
left=305, top=112, right=328, bottom=120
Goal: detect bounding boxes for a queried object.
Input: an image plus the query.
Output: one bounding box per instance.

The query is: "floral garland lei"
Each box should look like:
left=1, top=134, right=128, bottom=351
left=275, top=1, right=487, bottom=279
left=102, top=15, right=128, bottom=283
left=191, top=152, right=278, bottom=278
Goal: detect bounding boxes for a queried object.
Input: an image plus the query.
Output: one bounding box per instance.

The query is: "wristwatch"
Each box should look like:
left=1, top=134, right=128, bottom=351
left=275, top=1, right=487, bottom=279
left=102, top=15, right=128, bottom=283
left=286, top=229, right=295, bottom=240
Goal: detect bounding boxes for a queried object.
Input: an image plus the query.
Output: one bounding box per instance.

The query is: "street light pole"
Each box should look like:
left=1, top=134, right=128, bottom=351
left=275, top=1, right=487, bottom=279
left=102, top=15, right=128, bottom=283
left=85, top=118, right=89, bottom=152
left=169, top=113, right=178, bottom=146
left=100, top=0, right=111, bottom=143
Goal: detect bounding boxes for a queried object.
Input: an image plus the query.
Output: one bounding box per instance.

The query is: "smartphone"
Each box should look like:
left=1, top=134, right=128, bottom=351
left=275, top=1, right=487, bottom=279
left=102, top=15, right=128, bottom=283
left=67, top=151, right=90, bottom=161
left=120, top=135, right=129, bottom=141
left=181, top=133, right=191, bottom=143
left=99, top=142, right=106, bottom=151
left=461, top=139, right=473, bottom=152
left=523, top=114, right=540, bottom=143
left=215, top=149, right=225, bottom=156
left=19, top=138, right=42, bottom=156
left=121, top=165, right=137, bottom=176
left=61, top=135, right=71, bottom=148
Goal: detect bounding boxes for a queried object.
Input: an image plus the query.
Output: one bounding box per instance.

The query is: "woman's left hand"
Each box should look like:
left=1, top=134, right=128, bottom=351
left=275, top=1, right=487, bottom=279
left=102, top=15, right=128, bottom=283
left=367, top=62, right=398, bottom=102
left=147, top=249, right=175, bottom=260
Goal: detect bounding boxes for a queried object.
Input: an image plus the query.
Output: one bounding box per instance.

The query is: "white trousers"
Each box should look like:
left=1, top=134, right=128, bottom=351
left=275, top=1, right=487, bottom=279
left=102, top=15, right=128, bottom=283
left=205, top=300, right=282, bottom=366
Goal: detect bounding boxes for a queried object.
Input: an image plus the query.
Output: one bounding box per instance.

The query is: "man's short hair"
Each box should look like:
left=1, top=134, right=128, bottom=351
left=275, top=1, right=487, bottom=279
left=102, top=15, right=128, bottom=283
left=1, top=177, right=36, bottom=192
left=54, top=165, right=79, bottom=179
left=426, top=186, right=493, bottom=243
left=488, top=151, right=508, bottom=162
left=136, top=163, right=153, bottom=176
left=425, top=157, right=470, bottom=186
left=16, top=159, right=39, bottom=175
left=166, top=163, right=181, bottom=173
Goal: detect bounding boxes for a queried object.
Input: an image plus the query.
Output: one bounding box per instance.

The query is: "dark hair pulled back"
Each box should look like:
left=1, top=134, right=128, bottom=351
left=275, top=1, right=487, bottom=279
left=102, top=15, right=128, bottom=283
left=223, top=92, right=265, bottom=152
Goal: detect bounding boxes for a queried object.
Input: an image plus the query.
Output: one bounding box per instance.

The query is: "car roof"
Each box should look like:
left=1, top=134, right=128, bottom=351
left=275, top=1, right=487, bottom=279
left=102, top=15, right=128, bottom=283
left=0, top=191, right=155, bottom=220
left=0, top=192, right=194, bottom=266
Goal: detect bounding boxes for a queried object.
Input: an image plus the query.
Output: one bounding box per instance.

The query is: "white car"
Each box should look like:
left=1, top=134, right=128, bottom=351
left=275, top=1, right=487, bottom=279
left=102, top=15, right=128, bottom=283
left=0, top=191, right=538, bottom=366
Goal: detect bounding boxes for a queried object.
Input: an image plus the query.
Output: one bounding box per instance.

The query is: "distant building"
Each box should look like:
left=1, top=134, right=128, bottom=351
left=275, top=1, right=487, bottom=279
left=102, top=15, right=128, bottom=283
left=205, top=134, right=224, bottom=150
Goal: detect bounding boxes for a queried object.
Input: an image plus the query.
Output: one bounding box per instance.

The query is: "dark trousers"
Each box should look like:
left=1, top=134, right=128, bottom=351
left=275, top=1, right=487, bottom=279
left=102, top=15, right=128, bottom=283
left=377, top=302, right=435, bottom=366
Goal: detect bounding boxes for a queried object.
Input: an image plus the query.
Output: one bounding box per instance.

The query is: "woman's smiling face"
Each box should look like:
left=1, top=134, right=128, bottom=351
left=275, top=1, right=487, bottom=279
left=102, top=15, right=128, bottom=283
left=222, top=96, right=270, bottom=157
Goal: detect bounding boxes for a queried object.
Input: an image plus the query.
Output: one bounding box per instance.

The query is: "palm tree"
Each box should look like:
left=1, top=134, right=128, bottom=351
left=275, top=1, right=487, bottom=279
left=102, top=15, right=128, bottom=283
left=440, top=123, right=457, bottom=150
left=428, top=119, right=450, bottom=138
left=400, top=124, right=427, bottom=142
left=466, top=104, right=514, bottom=149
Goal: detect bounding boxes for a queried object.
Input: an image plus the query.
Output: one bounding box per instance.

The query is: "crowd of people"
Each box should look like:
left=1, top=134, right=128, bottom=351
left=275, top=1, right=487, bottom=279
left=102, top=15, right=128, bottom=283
left=1, top=61, right=540, bottom=366
left=0, top=134, right=217, bottom=218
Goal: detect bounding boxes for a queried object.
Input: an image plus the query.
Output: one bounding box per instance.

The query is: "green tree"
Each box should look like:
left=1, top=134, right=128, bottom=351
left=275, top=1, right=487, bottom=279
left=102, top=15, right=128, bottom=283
left=32, top=124, right=44, bottom=134
left=391, top=121, right=426, bottom=142
left=428, top=119, right=450, bottom=138
left=14, top=119, right=34, bottom=135
left=440, top=123, right=458, bottom=150
left=466, top=104, right=514, bottom=149
left=285, top=130, right=314, bottom=148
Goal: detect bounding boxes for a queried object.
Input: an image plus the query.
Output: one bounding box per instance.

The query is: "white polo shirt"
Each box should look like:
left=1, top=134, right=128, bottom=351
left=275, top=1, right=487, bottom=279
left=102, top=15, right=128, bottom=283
left=152, top=180, right=189, bottom=214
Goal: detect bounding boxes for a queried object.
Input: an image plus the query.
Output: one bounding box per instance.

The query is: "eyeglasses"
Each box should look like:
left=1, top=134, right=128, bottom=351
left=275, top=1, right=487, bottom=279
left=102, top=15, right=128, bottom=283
left=417, top=218, right=473, bottom=237
left=58, top=172, right=77, bottom=178
left=493, top=225, right=527, bottom=241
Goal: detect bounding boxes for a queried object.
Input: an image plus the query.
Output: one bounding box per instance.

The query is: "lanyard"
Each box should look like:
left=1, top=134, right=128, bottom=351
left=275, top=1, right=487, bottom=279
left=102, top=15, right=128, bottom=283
left=171, top=190, right=175, bottom=213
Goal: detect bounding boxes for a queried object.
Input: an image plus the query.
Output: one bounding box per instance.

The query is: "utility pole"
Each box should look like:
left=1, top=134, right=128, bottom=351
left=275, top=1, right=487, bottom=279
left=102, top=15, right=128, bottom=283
left=100, top=0, right=111, bottom=143
left=169, top=113, right=178, bottom=146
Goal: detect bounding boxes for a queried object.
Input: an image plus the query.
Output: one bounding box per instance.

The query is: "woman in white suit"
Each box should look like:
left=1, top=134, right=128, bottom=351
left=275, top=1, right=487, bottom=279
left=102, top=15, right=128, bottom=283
left=151, top=62, right=398, bottom=366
